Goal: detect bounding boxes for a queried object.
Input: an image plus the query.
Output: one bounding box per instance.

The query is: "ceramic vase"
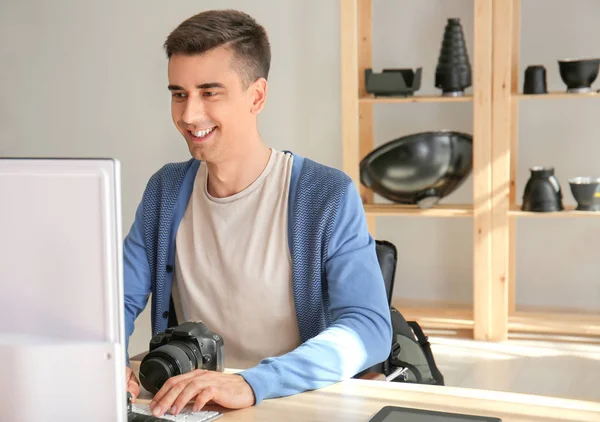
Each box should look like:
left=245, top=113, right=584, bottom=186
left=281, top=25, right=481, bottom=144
left=435, top=18, right=472, bottom=96
left=521, top=167, right=564, bottom=212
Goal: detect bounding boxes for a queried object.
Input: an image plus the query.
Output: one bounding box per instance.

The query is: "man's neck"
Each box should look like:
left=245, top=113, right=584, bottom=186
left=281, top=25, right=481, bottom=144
left=205, top=144, right=272, bottom=198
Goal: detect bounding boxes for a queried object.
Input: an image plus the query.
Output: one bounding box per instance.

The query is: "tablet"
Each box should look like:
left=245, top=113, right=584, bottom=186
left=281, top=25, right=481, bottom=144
left=368, top=406, right=502, bottom=422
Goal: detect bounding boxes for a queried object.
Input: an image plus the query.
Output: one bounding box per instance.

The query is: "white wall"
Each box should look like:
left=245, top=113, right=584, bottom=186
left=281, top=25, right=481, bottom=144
left=0, top=0, right=342, bottom=356
left=1, top=0, right=599, bottom=356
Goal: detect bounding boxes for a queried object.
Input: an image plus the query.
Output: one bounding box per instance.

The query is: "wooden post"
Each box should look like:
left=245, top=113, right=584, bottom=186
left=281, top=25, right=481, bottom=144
left=472, top=0, right=495, bottom=341
left=341, top=0, right=376, bottom=236
left=489, top=0, right=514, bottom=341
left=340, top=0, right=360, bottom=188
left=509, top=0, right=521, bottom=314
left=357, top=0, right=376, bottom=236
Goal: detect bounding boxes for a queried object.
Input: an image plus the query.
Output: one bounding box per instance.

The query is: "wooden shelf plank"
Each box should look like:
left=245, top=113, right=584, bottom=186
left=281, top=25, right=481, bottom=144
left=509, top=204, right=600, bottom=217
left=364, top=203, right=473, bottom=217
left=359, top=94, right=473, bottom=104
left=396, top=304, right=474, bottom=331
left=515, top=91, right=600, bottom=100
left=392, top=300, right=600, bottom=338
left=510, top=310, right=600, bottom=337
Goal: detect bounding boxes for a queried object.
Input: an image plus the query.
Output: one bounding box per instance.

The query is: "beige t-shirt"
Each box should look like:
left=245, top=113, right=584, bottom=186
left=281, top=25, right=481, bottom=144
left=171, top=149, right=301, bottom=369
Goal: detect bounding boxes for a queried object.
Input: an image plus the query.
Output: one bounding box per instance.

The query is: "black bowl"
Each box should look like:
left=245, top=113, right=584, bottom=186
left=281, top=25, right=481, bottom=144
left=558, top=58, right=600, bottom=93
left=360, top=131, right=472, bottom=208
left=569, top=177, right=600, bottom=211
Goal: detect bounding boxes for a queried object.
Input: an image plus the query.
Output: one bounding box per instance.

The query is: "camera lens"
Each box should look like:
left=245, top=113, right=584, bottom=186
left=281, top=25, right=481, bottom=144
left=139, top=342, right=202, bottom=394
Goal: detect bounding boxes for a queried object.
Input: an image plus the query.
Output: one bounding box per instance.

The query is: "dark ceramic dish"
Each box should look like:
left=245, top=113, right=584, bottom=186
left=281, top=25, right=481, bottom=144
left=569, top=177, right=600, bottom=211
left=365, top=68, right=422, bottom=97
left=360, top=131, right=472, bottom=208
left=558, top=58, right=600, bottom=93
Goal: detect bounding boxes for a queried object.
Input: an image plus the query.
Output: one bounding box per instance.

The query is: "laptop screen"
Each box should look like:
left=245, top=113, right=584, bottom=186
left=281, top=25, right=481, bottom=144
left=0, top=158, right=127, bottom=422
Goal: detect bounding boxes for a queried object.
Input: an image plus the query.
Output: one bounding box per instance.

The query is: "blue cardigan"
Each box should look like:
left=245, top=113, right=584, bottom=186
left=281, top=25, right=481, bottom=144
left=122, top=151, right=392, bottom=404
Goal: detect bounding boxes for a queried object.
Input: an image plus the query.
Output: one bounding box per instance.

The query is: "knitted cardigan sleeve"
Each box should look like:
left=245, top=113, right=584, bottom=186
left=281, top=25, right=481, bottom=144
left=122, top=199, right=152, bottom=362
left=239, top=180, right=393, bottom=403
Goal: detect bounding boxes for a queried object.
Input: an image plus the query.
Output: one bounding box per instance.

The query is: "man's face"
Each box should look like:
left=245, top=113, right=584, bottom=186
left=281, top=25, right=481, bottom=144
left=167, top=47, right=266, bottom=163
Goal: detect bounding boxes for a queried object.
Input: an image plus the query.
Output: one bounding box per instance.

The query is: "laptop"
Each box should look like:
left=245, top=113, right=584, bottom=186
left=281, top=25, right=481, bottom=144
left=0, top=158, right=220, bottom=422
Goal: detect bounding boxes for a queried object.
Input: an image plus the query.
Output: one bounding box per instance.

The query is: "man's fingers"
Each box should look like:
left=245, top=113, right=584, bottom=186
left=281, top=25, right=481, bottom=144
left=151, top=370, right=205, bottom=408
left=152, top=376, right=199, bottom=417
left=125, top=366, right=140, bottom=401
left=172, top=380, right=210, bottom=415
left=128, top=379, right=140, bottom=401
left=192, top=386, right=217, bottom=412
left=147, top=370, right=251, bottom=414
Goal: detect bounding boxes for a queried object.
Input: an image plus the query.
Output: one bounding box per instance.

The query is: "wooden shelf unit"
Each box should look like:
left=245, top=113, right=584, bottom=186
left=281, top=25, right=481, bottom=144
left=494, top=0, right=600, bottom=341
left=340, top=0, right=496, bottom=340
left=341, top=0, right=600, bottom=342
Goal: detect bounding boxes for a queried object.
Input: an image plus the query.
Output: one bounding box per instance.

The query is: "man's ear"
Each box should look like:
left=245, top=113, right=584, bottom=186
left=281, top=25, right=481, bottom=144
left=249, top=78, right=268, bottom=114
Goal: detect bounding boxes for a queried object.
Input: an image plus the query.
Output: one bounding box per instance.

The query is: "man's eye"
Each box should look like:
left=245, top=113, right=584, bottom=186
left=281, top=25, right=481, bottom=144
left=203, top=91, right=217, bottom=97
left=172, top=93, right=187, bottom=100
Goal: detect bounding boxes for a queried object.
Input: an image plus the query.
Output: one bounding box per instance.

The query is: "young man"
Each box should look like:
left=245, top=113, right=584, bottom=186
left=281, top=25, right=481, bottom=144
left=123, top=9, right=392, bottom=417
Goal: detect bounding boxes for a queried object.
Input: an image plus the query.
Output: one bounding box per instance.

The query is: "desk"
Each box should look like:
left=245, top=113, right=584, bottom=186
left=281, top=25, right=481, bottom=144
left=129, top=361, right=600, bottom=422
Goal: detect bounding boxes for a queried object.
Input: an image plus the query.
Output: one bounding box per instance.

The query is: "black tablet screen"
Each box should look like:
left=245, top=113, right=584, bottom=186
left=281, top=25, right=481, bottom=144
left=371, top=406, right=501, bottom=422
left=380, top=412, right=477, bottom=422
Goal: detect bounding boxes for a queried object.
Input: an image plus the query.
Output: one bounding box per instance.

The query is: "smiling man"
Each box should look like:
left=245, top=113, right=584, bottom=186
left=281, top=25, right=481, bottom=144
left=122, top=9, right=392, bottom=418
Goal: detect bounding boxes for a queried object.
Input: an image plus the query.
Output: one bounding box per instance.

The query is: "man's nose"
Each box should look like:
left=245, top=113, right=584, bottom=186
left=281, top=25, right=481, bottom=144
left=181, top=98, right=206, bottom=125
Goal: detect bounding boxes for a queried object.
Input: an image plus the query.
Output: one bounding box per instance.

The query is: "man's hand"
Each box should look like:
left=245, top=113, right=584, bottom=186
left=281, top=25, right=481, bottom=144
left=126, top=366, right=140, bottom=402
left=149, top=369, right=255, bottom=417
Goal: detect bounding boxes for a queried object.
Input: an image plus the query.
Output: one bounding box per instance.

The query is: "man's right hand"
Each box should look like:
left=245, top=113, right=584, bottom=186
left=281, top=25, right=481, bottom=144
left=126, top=365, right=140, bottom=401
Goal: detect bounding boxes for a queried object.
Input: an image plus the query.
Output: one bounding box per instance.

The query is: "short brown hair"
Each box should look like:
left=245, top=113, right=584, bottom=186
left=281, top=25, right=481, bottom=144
left=164, top=9, right=271, bottom=88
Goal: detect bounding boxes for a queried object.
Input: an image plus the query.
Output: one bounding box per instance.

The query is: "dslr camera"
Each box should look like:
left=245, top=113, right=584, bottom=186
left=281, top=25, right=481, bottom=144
left=139, top=321, right=225, bottom=394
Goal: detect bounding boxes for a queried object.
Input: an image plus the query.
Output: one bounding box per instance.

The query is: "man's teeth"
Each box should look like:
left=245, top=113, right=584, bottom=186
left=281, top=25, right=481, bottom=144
left=192, top=127, right=215, bottom=138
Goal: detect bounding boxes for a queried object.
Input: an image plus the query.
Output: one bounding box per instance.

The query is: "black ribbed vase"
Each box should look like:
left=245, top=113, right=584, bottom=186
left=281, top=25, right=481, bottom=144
left=435, top=18, right=472, bottom=96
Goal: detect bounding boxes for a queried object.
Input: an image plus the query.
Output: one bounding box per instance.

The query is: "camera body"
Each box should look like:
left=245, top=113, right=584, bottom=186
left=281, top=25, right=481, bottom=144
left=139, top=321, right=225, bottom=394
left=147, top=321, right=225, bottom=372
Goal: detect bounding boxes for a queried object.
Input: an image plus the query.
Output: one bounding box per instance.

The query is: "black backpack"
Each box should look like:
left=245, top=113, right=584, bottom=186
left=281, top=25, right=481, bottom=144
left=357, top=240, right=445, bottom=386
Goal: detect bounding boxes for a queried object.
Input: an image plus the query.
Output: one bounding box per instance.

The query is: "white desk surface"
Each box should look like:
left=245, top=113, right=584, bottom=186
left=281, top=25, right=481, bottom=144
left=129, top=361, right=600, bottom=422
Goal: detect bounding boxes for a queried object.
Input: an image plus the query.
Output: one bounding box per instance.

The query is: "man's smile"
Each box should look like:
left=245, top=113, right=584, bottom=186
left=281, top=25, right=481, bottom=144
left=188, top=126, right=217, bottom=142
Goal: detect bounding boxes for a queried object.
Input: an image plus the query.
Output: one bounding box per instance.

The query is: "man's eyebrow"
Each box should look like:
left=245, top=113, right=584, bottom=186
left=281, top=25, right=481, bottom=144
left=167, top=82, right=225, bottom=91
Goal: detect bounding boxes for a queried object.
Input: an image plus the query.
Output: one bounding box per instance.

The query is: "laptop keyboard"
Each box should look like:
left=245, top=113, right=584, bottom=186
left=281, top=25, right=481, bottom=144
left=129, top=404, right=222, bottom=422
